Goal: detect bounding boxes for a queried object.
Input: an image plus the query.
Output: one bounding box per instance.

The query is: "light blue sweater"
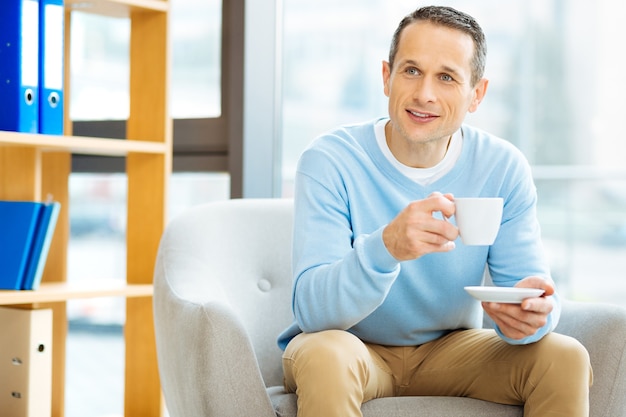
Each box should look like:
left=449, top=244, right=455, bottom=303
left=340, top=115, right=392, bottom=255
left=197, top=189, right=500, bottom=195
left=277, top=118, right=560, bottom=350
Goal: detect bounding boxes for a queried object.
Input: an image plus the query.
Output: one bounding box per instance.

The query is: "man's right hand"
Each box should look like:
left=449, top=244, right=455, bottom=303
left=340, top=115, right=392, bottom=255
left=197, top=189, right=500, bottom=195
left=382, top=192, right=459, bottom=261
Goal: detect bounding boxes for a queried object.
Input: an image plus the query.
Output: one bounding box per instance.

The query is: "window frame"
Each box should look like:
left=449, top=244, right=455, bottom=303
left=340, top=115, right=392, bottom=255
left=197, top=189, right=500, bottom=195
left=72, top=0, right=284, bottom=199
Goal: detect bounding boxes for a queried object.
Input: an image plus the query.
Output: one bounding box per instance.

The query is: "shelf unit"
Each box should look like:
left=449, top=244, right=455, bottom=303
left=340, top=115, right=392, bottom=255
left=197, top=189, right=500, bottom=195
left=0, top=0, right=171, bottom=416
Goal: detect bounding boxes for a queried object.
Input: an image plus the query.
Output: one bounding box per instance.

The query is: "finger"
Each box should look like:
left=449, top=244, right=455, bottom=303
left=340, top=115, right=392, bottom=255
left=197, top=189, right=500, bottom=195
left=431, top=218, right=459, bottom=242
left=515, top=276, right=555, bottom=296
left=492, top=314, right=537, bottom=339
left=409, top=227, right=456, bottom=251
left=483, top=302, right=547, bottom=337
left=521, top=296, right=553, bottom=314
left=487, top=311, right=534, bottom=340
left=491, top=301, right=548, bottom=324
left=430, top=240, right=456, bottom=253
left=405, top=203, right=458, bottom=242
left=419, top=193, right=456, bottom=218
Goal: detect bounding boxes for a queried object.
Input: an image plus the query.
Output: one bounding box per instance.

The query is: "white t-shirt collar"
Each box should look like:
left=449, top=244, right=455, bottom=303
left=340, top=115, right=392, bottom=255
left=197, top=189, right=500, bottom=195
left=375, top=118, right=463, bottom=186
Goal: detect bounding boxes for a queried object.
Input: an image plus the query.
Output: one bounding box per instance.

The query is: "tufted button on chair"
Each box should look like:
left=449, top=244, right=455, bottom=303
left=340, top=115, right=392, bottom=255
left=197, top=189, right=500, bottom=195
left=153, top=198, right=626, bottom=417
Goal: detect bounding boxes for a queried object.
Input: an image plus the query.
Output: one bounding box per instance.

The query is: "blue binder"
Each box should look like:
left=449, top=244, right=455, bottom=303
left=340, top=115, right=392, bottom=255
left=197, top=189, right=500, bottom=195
left=0, top=201, right=44, bottom=290
left=21, top=201, right=60, bottom=290
left=0, top=0, right=40, bottom=133
left=38, top=0, right=64, bottom=135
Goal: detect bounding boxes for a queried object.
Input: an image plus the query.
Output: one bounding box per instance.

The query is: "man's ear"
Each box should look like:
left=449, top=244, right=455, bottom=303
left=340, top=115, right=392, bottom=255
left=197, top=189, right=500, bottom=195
left=468, top=78, right=489, bottom=113
left=382, top=60, right=391, bottom=97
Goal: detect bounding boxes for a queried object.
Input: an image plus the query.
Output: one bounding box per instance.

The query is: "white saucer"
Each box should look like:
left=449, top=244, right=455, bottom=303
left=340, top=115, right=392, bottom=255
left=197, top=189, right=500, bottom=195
left=464, top=286, right=545, bottom=304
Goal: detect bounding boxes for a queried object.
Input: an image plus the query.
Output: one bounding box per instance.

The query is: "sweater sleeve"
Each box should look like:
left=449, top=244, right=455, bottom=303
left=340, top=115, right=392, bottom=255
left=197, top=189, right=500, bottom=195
left=290, top=158, right=400, bottom=333
left=485, top=148, right=561, bottom=344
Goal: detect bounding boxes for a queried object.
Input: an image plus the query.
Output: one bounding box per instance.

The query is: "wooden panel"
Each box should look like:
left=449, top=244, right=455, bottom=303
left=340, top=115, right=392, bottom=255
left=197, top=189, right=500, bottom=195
left=125, top=297, right=161, bottom=416
left=0, top=131, right=168, bottom=156
left=50, top=10, right=71, bottom=417
left=0, top=282, right=153, bottom=305
left=125, top=6, right=170, bottom=416
left=0, top=146, right=41, bottom=200
left=41, top=152, right=70, bottom=287
left=125, top=151, right=167, bottom=416
left=126, top=154, right=168, bottom=283
left=45, top=302, right=67, bottom=417
left=128, top=10, right=170, bottom=144
left=41, top=152, right=70, bottom=417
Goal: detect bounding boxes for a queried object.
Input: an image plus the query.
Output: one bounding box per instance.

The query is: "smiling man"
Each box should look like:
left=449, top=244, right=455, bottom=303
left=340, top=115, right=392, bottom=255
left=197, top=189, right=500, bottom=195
left=278, top=6, right=592, bottom=417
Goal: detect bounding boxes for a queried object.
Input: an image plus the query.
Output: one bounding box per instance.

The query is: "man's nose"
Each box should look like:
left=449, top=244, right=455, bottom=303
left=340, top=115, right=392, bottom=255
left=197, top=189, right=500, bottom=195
left=412, top=77, right=437, bottom=103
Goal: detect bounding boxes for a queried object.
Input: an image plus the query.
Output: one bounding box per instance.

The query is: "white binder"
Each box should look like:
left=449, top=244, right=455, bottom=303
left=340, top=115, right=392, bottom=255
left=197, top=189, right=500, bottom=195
left=0, top=307, right=52, bottom=417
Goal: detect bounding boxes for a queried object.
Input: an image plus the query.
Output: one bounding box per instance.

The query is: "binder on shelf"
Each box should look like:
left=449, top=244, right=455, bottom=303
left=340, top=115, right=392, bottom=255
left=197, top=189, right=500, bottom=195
left=21, top=201, right=60, bottom=290
left=0, top=202, right=44, bottom=290
left=38, top=0, right=64, bottom=135
left=0, top=200, right=61, bottom=291
left=0, top=0, right=40, bottom=133
left=0, top=307, right=53, bottom=417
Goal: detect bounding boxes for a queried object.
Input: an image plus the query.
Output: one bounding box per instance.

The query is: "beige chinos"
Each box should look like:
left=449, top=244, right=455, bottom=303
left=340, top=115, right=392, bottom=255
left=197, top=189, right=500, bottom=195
left=283, top=328, right=592, bottom=417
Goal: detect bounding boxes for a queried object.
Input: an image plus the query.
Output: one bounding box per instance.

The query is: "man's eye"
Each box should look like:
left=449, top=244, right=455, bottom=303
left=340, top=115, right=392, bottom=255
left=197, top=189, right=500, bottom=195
left=406, top=67, right=419, bottom=75
left=440, top=74, right=453, bottom=82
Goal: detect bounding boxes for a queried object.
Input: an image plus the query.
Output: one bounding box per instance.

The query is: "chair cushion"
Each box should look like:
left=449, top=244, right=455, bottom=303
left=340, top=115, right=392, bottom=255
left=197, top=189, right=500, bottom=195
left=267, top=386, right=523, bottom=417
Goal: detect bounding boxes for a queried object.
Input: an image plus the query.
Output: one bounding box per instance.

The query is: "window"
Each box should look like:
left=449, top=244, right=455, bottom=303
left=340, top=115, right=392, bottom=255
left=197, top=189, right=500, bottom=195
left=70, top=0, right=221, bottom=120
left=280, top=0, right=626, bottom=306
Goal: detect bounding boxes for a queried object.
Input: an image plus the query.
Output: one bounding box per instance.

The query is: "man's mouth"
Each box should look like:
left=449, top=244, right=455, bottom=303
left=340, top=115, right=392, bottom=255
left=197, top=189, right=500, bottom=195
left=407, top=110, right=437, bottom=120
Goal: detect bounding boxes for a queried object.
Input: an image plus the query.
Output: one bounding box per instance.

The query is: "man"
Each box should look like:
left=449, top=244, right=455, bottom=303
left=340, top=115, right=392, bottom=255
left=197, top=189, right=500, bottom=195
left=277, top=5, right=592, bottom=417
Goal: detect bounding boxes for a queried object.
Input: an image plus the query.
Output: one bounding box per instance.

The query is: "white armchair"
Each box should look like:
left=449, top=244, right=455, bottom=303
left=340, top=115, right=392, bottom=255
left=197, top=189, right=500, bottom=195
left=153, top=198, right=626, bottom=417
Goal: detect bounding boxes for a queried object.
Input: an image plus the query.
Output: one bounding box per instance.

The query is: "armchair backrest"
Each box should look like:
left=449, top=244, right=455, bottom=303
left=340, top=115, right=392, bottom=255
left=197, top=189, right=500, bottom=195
left=154, top=198, right=295, bottom=387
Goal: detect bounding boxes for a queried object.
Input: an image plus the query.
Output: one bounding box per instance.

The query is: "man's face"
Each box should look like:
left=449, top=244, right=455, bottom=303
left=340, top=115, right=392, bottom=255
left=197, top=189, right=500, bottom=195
left=383, top=21, right=487, bottom=149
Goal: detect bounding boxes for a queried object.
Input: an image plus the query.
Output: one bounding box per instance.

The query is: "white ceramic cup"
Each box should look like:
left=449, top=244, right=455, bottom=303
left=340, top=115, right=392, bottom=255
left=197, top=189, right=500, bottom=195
left=454, top=197, right=503, bottom=246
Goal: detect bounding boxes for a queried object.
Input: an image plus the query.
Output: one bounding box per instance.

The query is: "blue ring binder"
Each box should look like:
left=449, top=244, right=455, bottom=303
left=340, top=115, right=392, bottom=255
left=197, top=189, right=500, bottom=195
left=0, top=0, right=40, bottom=133
left=38, top=0, right=65, bottom=135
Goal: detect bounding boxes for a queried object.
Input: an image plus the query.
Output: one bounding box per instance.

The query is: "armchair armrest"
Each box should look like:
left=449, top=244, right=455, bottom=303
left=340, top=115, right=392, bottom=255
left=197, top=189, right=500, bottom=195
left=555, top=300, right=626, bottom=417
left=153, top=246, right=277, bottom=417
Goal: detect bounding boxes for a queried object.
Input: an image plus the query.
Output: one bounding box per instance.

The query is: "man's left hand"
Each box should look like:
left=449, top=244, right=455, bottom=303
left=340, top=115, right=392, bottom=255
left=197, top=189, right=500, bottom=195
left=482, top=276, right=555, bottom=340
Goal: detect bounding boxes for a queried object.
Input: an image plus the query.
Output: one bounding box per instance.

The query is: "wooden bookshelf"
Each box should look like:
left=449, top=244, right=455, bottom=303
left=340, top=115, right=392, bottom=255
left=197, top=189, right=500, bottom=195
left=0, top=0, right=171, bottom=416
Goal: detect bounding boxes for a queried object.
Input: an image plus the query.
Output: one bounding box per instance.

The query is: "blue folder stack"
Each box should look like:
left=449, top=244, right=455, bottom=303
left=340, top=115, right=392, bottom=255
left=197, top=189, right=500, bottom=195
left=0, top=200, right=61, bottom=290
left=0, top=0, right=65, bottom=135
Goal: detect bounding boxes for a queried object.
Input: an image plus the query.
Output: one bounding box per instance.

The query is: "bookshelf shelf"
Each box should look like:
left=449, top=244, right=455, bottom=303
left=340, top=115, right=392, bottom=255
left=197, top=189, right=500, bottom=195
left=0, top=282, right=153, bottom=305
left=66, top=0, right=168, bottom=17
left=0, top=131, right=168, bottom=156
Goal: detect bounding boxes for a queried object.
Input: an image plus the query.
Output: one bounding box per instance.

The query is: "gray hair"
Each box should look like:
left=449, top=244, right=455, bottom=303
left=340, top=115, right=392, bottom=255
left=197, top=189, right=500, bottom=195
left=388, top=6, right=487, bottom=86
